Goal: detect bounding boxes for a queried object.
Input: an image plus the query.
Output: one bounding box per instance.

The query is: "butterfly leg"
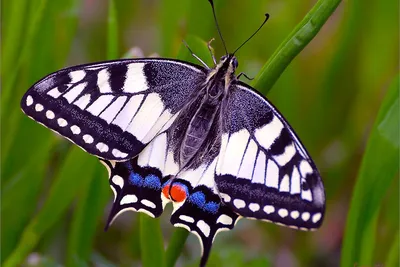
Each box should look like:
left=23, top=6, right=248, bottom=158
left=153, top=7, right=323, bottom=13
left=207, top=38, right=217, bottom=66
left=237, top=72, right=254, bottom=80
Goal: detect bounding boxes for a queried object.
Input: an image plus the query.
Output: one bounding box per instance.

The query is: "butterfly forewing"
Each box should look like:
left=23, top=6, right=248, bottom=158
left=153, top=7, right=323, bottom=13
left=21, top=59, right=206, bottom=160
left=215, top=82, right=325, bottom=230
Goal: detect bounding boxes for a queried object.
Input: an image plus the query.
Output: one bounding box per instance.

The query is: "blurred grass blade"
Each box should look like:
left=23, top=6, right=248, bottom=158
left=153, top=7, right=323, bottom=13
left=340, top=75, right=399, bottom=267
left=66, top=164, right=110, bottom=266
left=358, top=213, right=378, bottom=264
left=385, top=231, right=399, bottom=267
left=140, top=215, right=165, bottom=267
left=0, top=137, right=54, bottom=261
left=159, top=0, right=190, bottom=57
left=1, top=0, right=28, bottom=78
left=251, top=0, right=342, bottom=94
left=4, top=147, right=98, bottom=267
left=1, top=0, right=49, bottom=116
left=107, top=0, right=118, bottom=59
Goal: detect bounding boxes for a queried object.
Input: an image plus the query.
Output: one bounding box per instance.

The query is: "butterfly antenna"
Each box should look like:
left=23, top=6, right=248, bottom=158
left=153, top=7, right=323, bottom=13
left=233, top=13, right=270, bottom=55
left=208, top=0, right=228, bottom=54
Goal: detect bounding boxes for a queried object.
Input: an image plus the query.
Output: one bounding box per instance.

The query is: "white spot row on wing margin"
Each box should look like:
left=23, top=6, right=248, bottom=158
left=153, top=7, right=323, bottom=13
left=26, top=95, right=129, bottom=158
left=220, top=193, right=322, bottom=226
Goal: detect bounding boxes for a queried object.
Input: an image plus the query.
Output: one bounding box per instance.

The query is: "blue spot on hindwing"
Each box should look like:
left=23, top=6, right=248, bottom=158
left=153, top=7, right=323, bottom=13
left=143, top=174, right=161, bottom=190
left=204, top=201, right=219, bottom=214
left=129, top=173, right=143, bottom=186
left=188, top=191, right=206, bottom=207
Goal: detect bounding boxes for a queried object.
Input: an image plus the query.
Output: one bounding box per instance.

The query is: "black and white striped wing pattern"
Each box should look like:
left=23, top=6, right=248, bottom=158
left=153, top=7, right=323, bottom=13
left=102, top=129, right=238, bottom=267
left=21, top=59, right=206, bottom=160
left=215, top=83, right=325, bottom=230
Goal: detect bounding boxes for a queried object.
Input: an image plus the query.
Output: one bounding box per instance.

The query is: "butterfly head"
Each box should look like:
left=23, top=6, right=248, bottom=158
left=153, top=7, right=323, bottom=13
left=206, top=54, right=238, bottom=93
left=220, top=54, right=238, bottom=69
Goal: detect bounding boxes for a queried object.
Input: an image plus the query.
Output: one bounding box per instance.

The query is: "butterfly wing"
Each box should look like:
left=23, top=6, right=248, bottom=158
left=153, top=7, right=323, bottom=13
left=21, top=59, right=206, bottom=160
left=215, top=82, right=325, bottom=230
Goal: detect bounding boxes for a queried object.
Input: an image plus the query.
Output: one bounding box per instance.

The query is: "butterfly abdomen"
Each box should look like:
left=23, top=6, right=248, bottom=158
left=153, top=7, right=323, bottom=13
left=180, top=95, right=221, bottom=167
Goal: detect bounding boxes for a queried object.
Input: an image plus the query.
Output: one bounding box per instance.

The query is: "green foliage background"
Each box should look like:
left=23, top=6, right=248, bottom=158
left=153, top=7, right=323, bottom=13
left=1, top=0, right=398, bottom=266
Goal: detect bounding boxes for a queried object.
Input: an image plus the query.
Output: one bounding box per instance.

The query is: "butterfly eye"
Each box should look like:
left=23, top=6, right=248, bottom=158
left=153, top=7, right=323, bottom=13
left=220, top=55, right=228, bottom=61
left=232, top=57, right=239, bottom=69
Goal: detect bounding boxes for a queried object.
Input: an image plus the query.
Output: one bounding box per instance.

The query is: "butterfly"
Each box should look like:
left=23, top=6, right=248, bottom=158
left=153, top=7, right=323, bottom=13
left=20, top=1, right=325, bottom=266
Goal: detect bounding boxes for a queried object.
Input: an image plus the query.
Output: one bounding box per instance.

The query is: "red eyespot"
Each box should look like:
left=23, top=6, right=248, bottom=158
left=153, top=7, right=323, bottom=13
left=170, top=184, right=187, bottom=202
left=162, top=183, right=187, bottom=202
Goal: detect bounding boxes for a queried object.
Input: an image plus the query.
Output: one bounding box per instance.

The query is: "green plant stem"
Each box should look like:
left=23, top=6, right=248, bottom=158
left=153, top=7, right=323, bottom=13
left=340, top=75, right=399, bottom=267
left=165, top=229, right=190, bottom=267
left=139, top=215, right=165, bottom=267
left=251, top=0, right=342, bottom=94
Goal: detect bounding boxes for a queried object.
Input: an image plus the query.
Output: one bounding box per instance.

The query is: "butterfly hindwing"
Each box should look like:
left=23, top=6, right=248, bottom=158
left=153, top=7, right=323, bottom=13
left=215, top=83, right=325, bottom=230
left=167, top=159, right=239, bottom=267
left=169, top=181, right=239, bottom=267
left=21, top=59, right=206, bottom=160
left=101, top=157, right=167, bottom=228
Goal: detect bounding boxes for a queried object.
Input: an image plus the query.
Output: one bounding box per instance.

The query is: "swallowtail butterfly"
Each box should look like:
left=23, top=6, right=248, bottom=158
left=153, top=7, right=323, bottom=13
left=20, top=1, right=325, bottom=266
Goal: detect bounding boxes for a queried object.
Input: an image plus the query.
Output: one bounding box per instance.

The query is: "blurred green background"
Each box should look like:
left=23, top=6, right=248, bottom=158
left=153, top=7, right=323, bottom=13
left=1, top=0, right=399, bottom=266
